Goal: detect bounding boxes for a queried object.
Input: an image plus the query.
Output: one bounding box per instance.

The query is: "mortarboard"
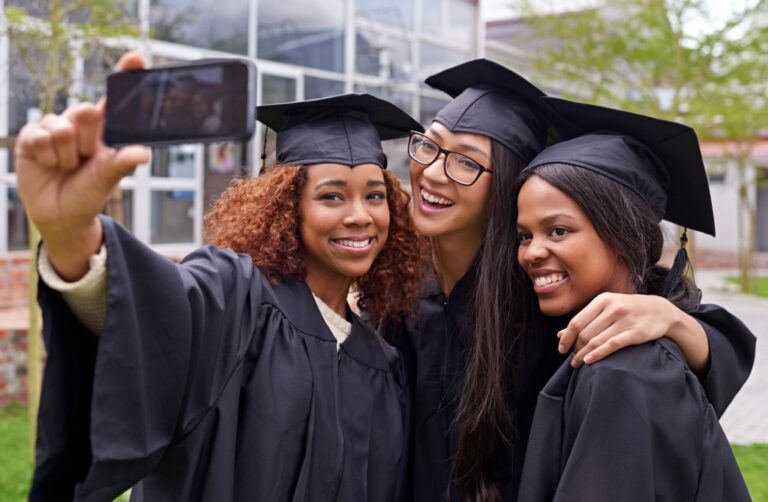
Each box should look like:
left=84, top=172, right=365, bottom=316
left=257, top=93, right=423, bottom=169
left=526, top=96, right=715, bottom=236
left=424, top=59, right=558, bottom=163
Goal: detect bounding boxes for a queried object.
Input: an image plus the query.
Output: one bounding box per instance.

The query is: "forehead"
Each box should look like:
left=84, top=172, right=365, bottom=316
left=517, top=176, right=589, bottom=223
left=426, top=121, right=492, bottom=153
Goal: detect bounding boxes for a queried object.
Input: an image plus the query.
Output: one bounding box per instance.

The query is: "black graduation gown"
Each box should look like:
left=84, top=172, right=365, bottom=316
left=517, top=338, right=751, bottom=501
left=30, top=216, right=409, bottom=502
left=389, top=262, right=756, bottom=502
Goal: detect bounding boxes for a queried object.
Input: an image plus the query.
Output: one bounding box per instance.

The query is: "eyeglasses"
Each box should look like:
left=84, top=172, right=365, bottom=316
left=407, top=131, right=493, bottom=186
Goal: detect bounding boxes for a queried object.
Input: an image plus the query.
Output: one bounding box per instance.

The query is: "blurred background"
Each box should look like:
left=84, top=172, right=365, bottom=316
left=0, top=0, right=766, bottom=499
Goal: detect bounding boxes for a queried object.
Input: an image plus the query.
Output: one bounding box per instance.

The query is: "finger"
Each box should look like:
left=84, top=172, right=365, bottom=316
left=38, top=114, right=78, bottom=171
left=114, top=51, right=146, bottom=72
left=15, top=123, right=58, bottom=169
left=101, top=145, right=150, bottom=187
left=572, top=325, right=630, bottom=368
left=63, top=103, right=102, bottom=159
left=559, top=294, right=610, bottom=353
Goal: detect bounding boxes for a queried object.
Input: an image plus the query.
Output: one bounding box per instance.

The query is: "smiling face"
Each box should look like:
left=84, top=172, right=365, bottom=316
left=408, top=121, right=493, bottom=243
left=516, top=175, right=634, bottom=316
left=299, top=163, right=389, bottom=289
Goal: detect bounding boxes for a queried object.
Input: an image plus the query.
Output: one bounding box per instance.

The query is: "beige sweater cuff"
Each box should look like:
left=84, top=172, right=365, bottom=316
left=38, top=244, right=107, bottom=335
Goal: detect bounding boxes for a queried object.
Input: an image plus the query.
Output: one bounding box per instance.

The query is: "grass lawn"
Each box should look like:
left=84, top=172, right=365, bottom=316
left=1, top=405, right=767, bottom=499
left=726, top=275, right=768, bottom=298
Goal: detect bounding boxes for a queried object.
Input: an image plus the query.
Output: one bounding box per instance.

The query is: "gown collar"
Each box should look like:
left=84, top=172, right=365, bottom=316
left=272, top=277, right=395, bottom=372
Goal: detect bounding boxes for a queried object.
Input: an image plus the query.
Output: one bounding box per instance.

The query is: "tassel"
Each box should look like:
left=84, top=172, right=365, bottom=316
left=661, top=229, right=690, bottom=297
left=258, top=126, right=269, bottom=175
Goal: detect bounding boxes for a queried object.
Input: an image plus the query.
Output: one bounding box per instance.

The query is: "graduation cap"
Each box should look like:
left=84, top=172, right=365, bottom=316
left=257, top=93, right=423, bottom=169
left=526, top=96, right=715, bottom=236
left=424, top=59, right=556, bottom=163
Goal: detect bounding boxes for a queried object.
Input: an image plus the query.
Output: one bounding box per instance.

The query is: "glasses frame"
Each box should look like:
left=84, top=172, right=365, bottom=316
left=407, top=131, right=493, bottom=186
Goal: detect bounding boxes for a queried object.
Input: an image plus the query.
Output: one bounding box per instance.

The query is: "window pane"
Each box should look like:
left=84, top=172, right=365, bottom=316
left=418, top=42, right=469, bottom=83
left=260, top=75, right=298, bottom=167
left=151, top=145, right=197, bottom=178
left=151, top=190, right=194, bottom=244
left=258, top=1, right=344, bottom=72
left=82, top=48, right=129, bottom=103
left=8, top=188, right=29, bottom=251
left=356, top=0, right=413, bottom=29
left=204, top=142, right=248, bottom=210
left=150, top=0, right=249, bottom=54
left=353, top=83, right=412, bottom=114
left=420, top=0, right=443, bottom=35
left=448, top=0, right=473, bottom=46
left=305, top=76, right=345, bottom=100
left=419, top=96, right=450, bottom=125
left=382, top=137, right=410, bottom=184
left=356, top=29, right=412, bottom=82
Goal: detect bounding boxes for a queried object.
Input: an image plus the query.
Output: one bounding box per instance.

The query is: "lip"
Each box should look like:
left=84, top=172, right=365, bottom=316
left=330, top=236, right=377, bottom=255
left=417, top=186, right=455, bottom=214
left=529, top=268, right=569, bottom=294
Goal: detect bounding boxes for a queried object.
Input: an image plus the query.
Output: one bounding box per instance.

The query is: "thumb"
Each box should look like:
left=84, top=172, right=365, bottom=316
left=100, top=145, right=150, bottom=188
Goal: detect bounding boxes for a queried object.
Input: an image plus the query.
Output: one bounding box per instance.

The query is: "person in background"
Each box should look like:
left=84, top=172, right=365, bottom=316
left=515, top=97, right=751, bottom=501
left=20, top=52, right=424, bottom=501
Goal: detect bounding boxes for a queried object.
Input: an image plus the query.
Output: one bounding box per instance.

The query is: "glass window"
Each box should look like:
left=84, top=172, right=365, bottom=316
left=382, top=137, right=410, bottom=184
left=353, top=83, right=412, bottom=114
left=419, top=95, right=450, bottom=125
left=7, top=0, right=139, bottom=20
left=150, top=190, right=195, bottom=244
left=150, top=0, right=249, bottom=54
left=355, top=29, right=412, bottom=82
left=204, top=142, right=249, bottom=209
left=151, top=145, right=198, bottom=178
left=304, top=76, right=345, bottom=100
left=7, top=188, right=29, bottom=251
left=82, top=47, right=129, bottom=103
left=448, top=0, right=473, bottom=46
left=418, top=42, right=469, bottom=83
left=260, top=75, right=298, bottom=167
left=356, top=0, right=413, bottom=30
left=258, top=1, right=344, bottom=72
left=420, top=0, right=443, bottom=35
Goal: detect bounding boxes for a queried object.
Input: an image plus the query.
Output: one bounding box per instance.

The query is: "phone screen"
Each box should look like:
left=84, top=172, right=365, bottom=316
left=105, top=59, right=255, bottom=146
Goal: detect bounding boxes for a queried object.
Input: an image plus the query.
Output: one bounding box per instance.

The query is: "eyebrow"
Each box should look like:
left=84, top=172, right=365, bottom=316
left=427, top=127, right=491, bottom=161
left=315, top=179, right=386, bottom=190
left=518, top=212, right=579, bottom=227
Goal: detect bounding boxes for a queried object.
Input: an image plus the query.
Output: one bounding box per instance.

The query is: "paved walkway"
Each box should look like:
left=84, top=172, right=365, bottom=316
left=698, top=270, right=768, bottom=445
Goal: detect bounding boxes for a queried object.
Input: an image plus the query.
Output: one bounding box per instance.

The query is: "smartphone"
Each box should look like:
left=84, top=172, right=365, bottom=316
left=105, top=59, right=256, bottom=147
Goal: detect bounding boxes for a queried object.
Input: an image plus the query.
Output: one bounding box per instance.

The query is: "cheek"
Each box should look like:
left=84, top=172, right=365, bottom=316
left=409, top=161, right=424, bottom=186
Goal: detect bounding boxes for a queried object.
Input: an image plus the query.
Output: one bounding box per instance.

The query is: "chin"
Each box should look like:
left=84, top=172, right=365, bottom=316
left=537, top=298, right=577, bottom=317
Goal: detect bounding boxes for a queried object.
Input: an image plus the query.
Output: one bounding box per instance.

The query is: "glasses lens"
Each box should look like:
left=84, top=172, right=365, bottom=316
left=409, top=135, right=440, bottom=164
left=445, top=154, right=482, bottom=185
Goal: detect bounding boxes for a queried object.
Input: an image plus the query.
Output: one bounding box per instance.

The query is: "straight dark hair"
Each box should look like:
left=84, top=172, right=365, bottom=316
left=452, top=140, right=529, bottom=501
left=453, top=160, right=701, bottom=501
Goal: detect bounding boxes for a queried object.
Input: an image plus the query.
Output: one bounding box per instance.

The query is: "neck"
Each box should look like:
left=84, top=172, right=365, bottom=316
left=430, top=232, right=483, bottom=296
left=304, top=270, right=353, bottom=319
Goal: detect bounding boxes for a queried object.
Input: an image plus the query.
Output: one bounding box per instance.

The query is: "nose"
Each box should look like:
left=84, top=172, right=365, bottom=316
left=343, top=198, right=374, bottom=227
left=420, top=152, right=450, bottom=184
left=521, top=236, right=549, bottom=265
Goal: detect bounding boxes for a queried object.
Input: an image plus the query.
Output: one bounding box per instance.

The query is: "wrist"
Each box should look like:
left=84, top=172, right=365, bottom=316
left=41, top=218, right=104, bottom=281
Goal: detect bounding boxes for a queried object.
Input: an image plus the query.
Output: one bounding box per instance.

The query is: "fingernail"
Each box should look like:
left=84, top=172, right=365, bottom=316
left=571, top=359, right=579, bottom=368
left=584, top=354, right=594, bottom=364
left=558, top=343, right=566, bottom=353
left=557, top=331, right=563, bottom=339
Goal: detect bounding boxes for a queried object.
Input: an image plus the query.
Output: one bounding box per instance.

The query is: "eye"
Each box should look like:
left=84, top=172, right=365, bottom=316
left=418, top=140, right=439, bottom=154
left=549, top=226, right=570, bottom=238
left=517, top=231, right=532, bottom=243
left=367, top=191, right=386, bottom=200
left=319, top=192, right=343, bottom=202
left=452, top=155, right=483, bottom=173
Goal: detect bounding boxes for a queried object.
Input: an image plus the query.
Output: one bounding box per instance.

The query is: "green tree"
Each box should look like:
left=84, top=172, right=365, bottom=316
left=3, top=0, right=140, bottom=458
left=506, top=0, right=768, bottom=291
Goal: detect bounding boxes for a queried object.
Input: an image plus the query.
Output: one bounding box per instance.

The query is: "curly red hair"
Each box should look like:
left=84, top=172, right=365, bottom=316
left=204, top=164, right=424, bottom=326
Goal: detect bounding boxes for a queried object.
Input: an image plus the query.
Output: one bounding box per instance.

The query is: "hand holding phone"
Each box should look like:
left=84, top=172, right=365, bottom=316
left=105, top=59, right=256, bottom=147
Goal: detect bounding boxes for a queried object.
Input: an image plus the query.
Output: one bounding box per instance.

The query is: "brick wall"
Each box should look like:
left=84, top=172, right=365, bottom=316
left=1, top=252, right=32, bottom=406
left=0, top=252, right=31, bottom=309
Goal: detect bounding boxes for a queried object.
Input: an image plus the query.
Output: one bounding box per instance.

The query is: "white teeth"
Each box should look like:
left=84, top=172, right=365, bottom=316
left=335, top=238, right=371, bottom=249
left=421, top=189, right=454, bottom=206
left=534, top=273, right=565, bottom=286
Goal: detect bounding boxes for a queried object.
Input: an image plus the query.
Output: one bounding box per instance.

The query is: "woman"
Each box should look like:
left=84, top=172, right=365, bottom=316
left=21, top=53, right=424, bottom=501
left=515, top=97, right=750, bottom=501
left=394, top=59, right=755, bottom=500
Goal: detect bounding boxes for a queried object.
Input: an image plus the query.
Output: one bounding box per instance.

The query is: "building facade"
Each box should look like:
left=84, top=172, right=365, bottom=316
left=0, top=0, right=482, bottom=260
